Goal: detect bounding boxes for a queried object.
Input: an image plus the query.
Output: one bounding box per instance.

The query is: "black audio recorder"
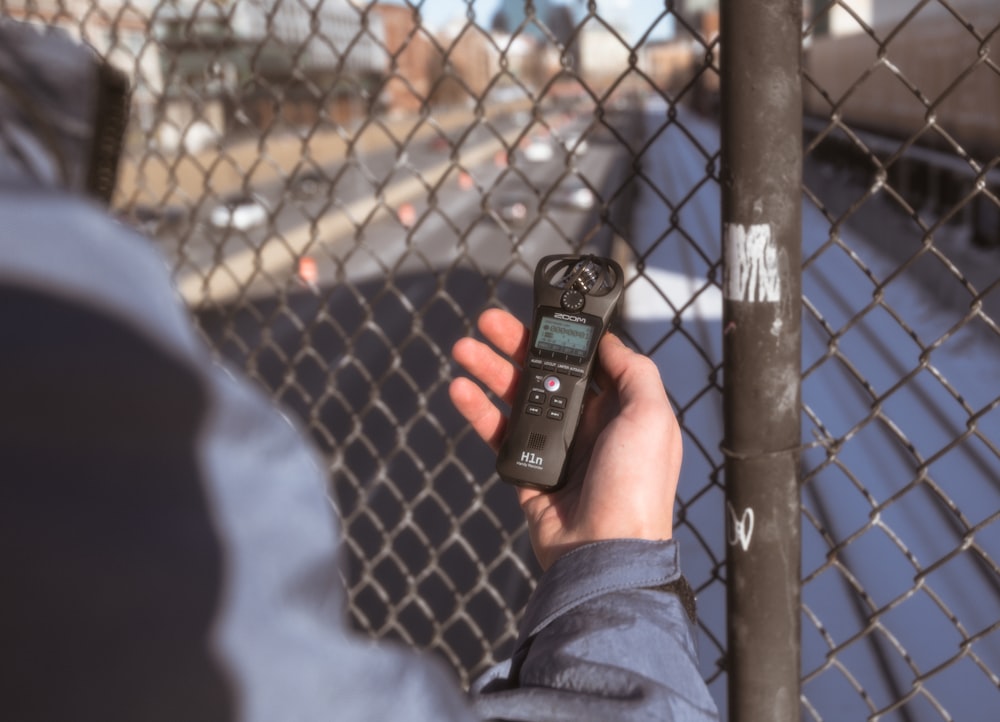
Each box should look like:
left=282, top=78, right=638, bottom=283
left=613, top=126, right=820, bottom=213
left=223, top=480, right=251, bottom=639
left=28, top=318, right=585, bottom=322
left=496, top=254, right=624, bottom=490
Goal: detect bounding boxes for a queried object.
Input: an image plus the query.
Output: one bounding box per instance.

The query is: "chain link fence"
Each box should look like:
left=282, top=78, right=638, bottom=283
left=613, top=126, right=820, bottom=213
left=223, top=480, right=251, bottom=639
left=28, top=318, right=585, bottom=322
left=800, top=1, right=1000, bottom=718
left=6, top=0, right=998, bottom=717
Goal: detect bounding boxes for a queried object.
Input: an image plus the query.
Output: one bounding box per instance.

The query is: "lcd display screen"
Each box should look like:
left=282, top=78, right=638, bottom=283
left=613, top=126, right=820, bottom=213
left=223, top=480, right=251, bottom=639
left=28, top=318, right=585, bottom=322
left=534, top=315, right=594, bottom=356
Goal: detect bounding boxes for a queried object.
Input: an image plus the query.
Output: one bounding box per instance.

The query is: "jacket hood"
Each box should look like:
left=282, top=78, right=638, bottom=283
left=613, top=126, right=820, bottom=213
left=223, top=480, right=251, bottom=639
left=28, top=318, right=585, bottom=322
left=0, top=19, right=128, bottom=203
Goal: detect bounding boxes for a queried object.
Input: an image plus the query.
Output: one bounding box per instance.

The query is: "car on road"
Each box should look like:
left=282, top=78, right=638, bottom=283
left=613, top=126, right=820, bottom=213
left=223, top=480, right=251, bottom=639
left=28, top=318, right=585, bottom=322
left=291, top=171, right=326, bottom=198
left=493, top=191, right=535, bottom=227
left=491, top=177, right=596, bottom=228
left=520, top=137, right=554, bottom=163
left=427, top=134, right=451, bottom=152
left=550, top=176, right=596, bottom=210
left=209, top=193, right=269, bottom=231
left=557, top=131, right=589, bottom=157
left=116, top=203, right=187, bottom=236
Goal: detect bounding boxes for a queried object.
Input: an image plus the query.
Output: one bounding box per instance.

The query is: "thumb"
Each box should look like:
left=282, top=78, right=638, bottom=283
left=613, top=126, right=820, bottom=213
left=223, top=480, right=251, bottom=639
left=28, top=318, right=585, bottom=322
left=597, top=333, right=669, bottom=408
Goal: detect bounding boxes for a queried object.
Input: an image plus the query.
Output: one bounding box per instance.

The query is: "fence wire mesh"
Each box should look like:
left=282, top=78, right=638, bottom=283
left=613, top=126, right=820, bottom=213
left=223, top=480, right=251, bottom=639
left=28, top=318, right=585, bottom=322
left=801, top=1, right=1000, bottom=719
left=7, top=0, right=998, bottom=717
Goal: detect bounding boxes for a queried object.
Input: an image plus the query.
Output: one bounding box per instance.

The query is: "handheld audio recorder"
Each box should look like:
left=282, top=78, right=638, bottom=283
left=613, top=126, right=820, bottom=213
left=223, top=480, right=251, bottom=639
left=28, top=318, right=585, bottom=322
left=495, top=254, right=624, bottom=490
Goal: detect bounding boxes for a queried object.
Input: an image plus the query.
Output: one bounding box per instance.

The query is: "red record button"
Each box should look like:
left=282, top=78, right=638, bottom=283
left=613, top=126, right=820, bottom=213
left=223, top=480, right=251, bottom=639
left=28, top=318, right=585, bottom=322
left=543, top=375, right=561, bottom=393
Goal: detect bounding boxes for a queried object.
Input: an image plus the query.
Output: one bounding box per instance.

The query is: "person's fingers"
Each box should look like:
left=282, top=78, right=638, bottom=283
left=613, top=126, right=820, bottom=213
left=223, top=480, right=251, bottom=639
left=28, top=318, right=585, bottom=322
left=477, top=308, right=529, bottom=362
left=448, top=309, right=530, bottom=451
left=451, top=336, right=520, bottom=404
left=448, top=376, right=506, bottom=451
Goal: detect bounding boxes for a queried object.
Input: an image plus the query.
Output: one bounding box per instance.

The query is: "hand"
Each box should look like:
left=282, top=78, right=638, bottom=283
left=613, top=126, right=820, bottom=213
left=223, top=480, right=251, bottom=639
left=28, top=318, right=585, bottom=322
left=450, top=308, right=682, bottom=570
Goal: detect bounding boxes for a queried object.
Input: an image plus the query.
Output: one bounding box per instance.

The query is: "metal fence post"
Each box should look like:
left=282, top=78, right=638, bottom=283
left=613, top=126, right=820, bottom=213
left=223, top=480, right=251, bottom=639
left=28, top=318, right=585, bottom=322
left=720, top=1, right=803, bottom=720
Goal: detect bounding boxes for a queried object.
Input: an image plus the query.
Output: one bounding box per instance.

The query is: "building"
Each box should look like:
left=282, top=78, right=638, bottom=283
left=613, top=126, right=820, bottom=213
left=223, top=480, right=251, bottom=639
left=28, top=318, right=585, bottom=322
left=804, top=0, right=999, bottom=157
left=640, top=38, right=699, bottom=96
left=491, top=0, right=558, bottom=38
left=155, top=0, right=389, bottom=133
left=813, top=0, right=996, bottom=36
left=575, top=23, right=633, bottom=94
left=372, top=3, right=435, bottom=114
left=229, top=0, right=387, bottom=81
left=433, top=18, right=503, bottom=105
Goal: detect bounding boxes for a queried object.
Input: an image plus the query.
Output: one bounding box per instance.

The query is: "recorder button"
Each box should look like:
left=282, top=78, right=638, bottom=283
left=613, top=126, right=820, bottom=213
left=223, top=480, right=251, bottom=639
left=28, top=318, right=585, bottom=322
left=528, top=357, right=544, bottom=369
left=526, top=405, right=542, bottom=416
left=547, top=409, right=565, bottom=420
left=569, top=366, right=585, bottom=377
left=543, top=376, right=561, bottom=393
left=550, top=396, right=567, bottom=409
left=529, top=390, right=546, bottom=404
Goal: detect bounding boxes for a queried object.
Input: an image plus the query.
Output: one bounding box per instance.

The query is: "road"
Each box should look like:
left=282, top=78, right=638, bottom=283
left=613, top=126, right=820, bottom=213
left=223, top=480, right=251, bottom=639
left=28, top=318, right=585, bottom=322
left=152, top=106, right=627, bottom=305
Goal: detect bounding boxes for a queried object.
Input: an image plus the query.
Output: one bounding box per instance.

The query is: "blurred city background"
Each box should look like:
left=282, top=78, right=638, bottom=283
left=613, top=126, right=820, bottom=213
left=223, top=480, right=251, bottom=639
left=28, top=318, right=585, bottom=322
left=4, top=0, right=998, bottom=718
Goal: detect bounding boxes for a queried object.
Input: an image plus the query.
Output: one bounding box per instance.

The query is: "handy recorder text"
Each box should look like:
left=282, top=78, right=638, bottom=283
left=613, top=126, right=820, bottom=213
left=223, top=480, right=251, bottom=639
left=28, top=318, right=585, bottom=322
left=496, top=254, right=624, bottom=491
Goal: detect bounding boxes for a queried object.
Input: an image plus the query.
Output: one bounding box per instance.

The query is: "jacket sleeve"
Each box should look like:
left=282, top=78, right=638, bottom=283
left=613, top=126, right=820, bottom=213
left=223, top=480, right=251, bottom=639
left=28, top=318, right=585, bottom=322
left=470, top=540, right=720, bottom=721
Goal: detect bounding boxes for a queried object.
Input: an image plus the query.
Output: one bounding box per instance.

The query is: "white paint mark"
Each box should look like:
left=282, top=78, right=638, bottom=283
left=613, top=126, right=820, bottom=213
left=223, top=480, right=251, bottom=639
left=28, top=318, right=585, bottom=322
left=725, top=223, right=781, bottom=303
left=727, top=502, right=755, bottom=551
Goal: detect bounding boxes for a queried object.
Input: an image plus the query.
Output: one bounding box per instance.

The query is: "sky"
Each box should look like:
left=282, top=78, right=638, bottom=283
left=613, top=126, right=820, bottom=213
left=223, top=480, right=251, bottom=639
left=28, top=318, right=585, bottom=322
left=401, top=0, right=675, bottom=43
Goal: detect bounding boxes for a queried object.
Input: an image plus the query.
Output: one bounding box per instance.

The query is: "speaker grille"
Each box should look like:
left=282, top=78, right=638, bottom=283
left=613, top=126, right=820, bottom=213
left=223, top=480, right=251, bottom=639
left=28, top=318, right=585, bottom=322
left=527, top=432, right=547, bottom=451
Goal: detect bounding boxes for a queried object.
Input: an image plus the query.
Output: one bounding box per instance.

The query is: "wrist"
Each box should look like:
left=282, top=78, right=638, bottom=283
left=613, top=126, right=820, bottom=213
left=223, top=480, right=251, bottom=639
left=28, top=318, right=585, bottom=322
left=519, top=538, right=684, bottom=640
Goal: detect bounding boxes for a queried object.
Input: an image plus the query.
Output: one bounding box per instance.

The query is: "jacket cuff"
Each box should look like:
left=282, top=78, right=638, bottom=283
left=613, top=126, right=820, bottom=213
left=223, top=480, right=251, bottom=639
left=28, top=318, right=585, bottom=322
left=518, top=538, right=683, bottom=642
